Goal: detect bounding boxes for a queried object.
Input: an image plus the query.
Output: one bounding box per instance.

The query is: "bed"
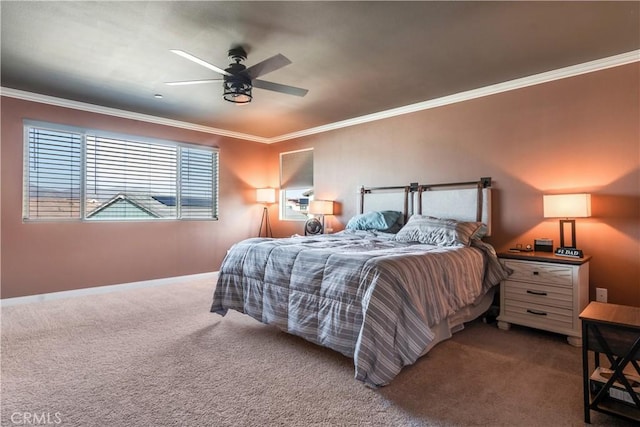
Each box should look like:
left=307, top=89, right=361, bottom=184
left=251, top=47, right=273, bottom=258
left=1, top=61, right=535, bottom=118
left=211, top=178, right=510, bottom=387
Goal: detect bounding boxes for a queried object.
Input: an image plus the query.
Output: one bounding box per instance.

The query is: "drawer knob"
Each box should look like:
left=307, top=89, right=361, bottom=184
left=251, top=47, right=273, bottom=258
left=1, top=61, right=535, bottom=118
left=533, top=271, right=539, bottom=276
left=526, top=309, right=547, bottom=316
left=527, top=290, right=547, bottom=296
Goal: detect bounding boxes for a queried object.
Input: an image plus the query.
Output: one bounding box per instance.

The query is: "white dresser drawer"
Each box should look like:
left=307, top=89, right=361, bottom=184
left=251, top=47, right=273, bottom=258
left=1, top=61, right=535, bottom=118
left=503, top=259, right=573, bottom=287
left=497, top=252, right=590, bottom=346
left=502, top=299, right=574, bottom=331
left=503, top=279, right=573, bottom=309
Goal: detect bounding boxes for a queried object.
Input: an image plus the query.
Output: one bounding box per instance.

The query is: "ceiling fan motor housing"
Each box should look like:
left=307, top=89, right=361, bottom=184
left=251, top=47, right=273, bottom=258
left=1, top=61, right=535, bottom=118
left=228, top=46, right=248, bottom=62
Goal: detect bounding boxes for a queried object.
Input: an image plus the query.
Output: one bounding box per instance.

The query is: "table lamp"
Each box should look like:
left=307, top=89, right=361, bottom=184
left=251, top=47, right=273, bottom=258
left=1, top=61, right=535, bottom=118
left=306, top=200, right=334, bottom=235
left=543, top=193, right=591, bottom=257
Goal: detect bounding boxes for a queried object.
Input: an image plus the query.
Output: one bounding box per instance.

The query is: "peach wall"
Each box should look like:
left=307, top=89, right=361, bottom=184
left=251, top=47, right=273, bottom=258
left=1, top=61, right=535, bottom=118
left=3, top=64, right=638, bottom=306
left=268, top=64, right=640, bottom=306
left=1, top=97, right=270, bottom=298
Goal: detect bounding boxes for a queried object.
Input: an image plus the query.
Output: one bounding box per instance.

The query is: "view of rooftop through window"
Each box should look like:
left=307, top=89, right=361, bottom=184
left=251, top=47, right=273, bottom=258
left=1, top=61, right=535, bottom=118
left=24, top=122, right=219, bottom=221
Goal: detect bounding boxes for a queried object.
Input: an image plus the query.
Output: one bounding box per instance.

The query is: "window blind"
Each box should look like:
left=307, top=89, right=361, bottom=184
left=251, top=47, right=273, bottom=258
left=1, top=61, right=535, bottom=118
left=179, top=147, right=219, bottom=219
left=86, top=135, right=178, bottom=219
left=23, top=121, right=219, bottom=221
left=280, top=149, right=313, bottom=189
left=24, top=127, right=82, bottom=219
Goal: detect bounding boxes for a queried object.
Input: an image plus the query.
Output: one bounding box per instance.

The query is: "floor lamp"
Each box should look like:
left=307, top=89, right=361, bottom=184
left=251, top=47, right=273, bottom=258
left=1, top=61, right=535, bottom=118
left=256, top=188, right=276, bottom=237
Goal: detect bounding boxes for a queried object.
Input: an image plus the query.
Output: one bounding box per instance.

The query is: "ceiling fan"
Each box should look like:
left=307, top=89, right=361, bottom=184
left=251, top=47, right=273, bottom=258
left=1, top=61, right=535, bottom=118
left=166, top=46, right=308, bottom=104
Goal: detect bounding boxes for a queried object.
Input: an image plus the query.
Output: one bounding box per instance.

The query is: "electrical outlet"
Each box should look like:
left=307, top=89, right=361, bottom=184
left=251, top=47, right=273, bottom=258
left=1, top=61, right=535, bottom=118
left=596, top=287, right=608, bottom=303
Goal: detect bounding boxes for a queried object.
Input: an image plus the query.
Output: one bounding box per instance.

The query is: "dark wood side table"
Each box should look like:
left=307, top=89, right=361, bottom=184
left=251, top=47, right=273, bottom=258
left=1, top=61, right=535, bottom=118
left=579, top=302, right=640, bottom=424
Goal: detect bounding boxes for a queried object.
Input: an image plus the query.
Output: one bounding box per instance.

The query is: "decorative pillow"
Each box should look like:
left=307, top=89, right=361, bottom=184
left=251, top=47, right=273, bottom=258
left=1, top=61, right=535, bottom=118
left=394, top=215, right=487, bottom=246
left=345, top=210, right=403, bottom=233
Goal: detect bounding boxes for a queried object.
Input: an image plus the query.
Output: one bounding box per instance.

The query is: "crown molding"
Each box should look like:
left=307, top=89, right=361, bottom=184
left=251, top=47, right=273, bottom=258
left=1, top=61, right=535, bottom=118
left=0, top=88, right=270, bottom=144
left=269, top=49, right=639, bottom=143
left=2, top=49, right=638, bottom=144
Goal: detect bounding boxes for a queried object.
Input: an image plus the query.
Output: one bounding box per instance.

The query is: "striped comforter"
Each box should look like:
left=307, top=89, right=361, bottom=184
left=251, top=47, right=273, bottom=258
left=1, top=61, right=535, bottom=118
left=211, top=230, right=509, bottom=386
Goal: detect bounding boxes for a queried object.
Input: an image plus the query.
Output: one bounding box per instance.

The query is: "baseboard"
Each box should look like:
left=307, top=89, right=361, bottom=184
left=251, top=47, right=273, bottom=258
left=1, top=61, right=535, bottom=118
left=1, top=271, right=218, bottom=307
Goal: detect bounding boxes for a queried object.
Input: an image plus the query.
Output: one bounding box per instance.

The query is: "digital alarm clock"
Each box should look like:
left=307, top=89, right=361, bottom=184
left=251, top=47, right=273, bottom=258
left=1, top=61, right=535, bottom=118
left=534, top=238, right=553, bottom=252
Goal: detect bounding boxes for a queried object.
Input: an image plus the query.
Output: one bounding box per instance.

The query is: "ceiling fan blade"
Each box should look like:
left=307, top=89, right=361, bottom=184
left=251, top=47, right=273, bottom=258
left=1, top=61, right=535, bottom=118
left=165, top=79, right=224, bottom=86
left=253, top=79, right=308, bottom=97
left=246, top=54, right=292, bottom=80
left=170, top=49, right=231, bottom=76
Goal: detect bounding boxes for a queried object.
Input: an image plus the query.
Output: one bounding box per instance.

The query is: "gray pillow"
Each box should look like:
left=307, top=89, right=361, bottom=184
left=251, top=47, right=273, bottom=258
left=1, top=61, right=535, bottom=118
left=394, top=215, right=487, bottom=246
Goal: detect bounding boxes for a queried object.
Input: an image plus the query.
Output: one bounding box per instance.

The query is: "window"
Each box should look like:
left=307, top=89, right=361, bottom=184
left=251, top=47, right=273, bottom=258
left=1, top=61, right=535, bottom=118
left=178, top=146, right=218, bottom=219
left=24, top=127, right=82, bottom=219
left=23, top=121, right=219, bottom=221
left=279, top=148, right=313, bottom=221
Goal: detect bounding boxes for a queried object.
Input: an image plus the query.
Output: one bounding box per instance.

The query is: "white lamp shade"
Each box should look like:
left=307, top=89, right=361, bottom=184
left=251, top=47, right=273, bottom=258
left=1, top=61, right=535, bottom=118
left=543, top=193, right=591, bottom=218
left=256, top=188, right=276, bottom=204
left=308, top=200, right=334, bottom=215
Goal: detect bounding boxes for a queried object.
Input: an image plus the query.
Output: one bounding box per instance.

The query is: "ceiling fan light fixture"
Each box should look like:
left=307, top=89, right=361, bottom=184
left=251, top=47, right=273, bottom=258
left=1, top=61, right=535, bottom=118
left=223, top=75, right=252, bottom=104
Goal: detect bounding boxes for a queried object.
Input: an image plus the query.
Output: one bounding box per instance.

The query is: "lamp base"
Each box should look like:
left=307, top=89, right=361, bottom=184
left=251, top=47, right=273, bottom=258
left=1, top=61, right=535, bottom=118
left=555, top=247, right=583, bottom=258
left=258, top=206, right=273, bottom=238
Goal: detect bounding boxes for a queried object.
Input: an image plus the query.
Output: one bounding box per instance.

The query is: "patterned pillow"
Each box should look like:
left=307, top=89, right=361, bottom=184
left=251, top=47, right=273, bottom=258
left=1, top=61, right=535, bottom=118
left=394, top=215, right=486, bottom=246
left=345, top=210, right=403, bottom=233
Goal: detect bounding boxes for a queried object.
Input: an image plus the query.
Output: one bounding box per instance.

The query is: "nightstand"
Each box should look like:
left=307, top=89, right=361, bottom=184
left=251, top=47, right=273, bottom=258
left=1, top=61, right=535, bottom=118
left=497, top=251, right=591, bottom=346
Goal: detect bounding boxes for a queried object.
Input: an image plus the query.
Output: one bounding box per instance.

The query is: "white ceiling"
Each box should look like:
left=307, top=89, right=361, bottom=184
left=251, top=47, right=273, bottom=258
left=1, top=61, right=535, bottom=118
left=1, top=1, right=639, bottom=140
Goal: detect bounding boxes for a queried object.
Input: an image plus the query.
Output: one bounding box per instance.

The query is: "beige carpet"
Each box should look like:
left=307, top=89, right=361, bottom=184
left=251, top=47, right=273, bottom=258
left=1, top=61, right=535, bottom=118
left=1, top=276, right=635, bottom=426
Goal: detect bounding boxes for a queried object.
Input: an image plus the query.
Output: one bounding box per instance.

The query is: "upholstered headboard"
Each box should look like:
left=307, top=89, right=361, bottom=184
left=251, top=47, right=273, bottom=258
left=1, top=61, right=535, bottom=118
left=358, top=184, right=416, bottom=224
left=416, top=186, right=492, bottom=236
left=359, top=178, right=492, bottom=235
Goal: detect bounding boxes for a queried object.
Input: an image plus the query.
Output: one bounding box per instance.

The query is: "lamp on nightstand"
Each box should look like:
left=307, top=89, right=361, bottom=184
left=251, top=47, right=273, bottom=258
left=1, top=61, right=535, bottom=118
left=543, top=193, right=591, bottom=257
left=256, top=188, right=276, bottom=237
left=306, top=200, right=334, bottom=235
